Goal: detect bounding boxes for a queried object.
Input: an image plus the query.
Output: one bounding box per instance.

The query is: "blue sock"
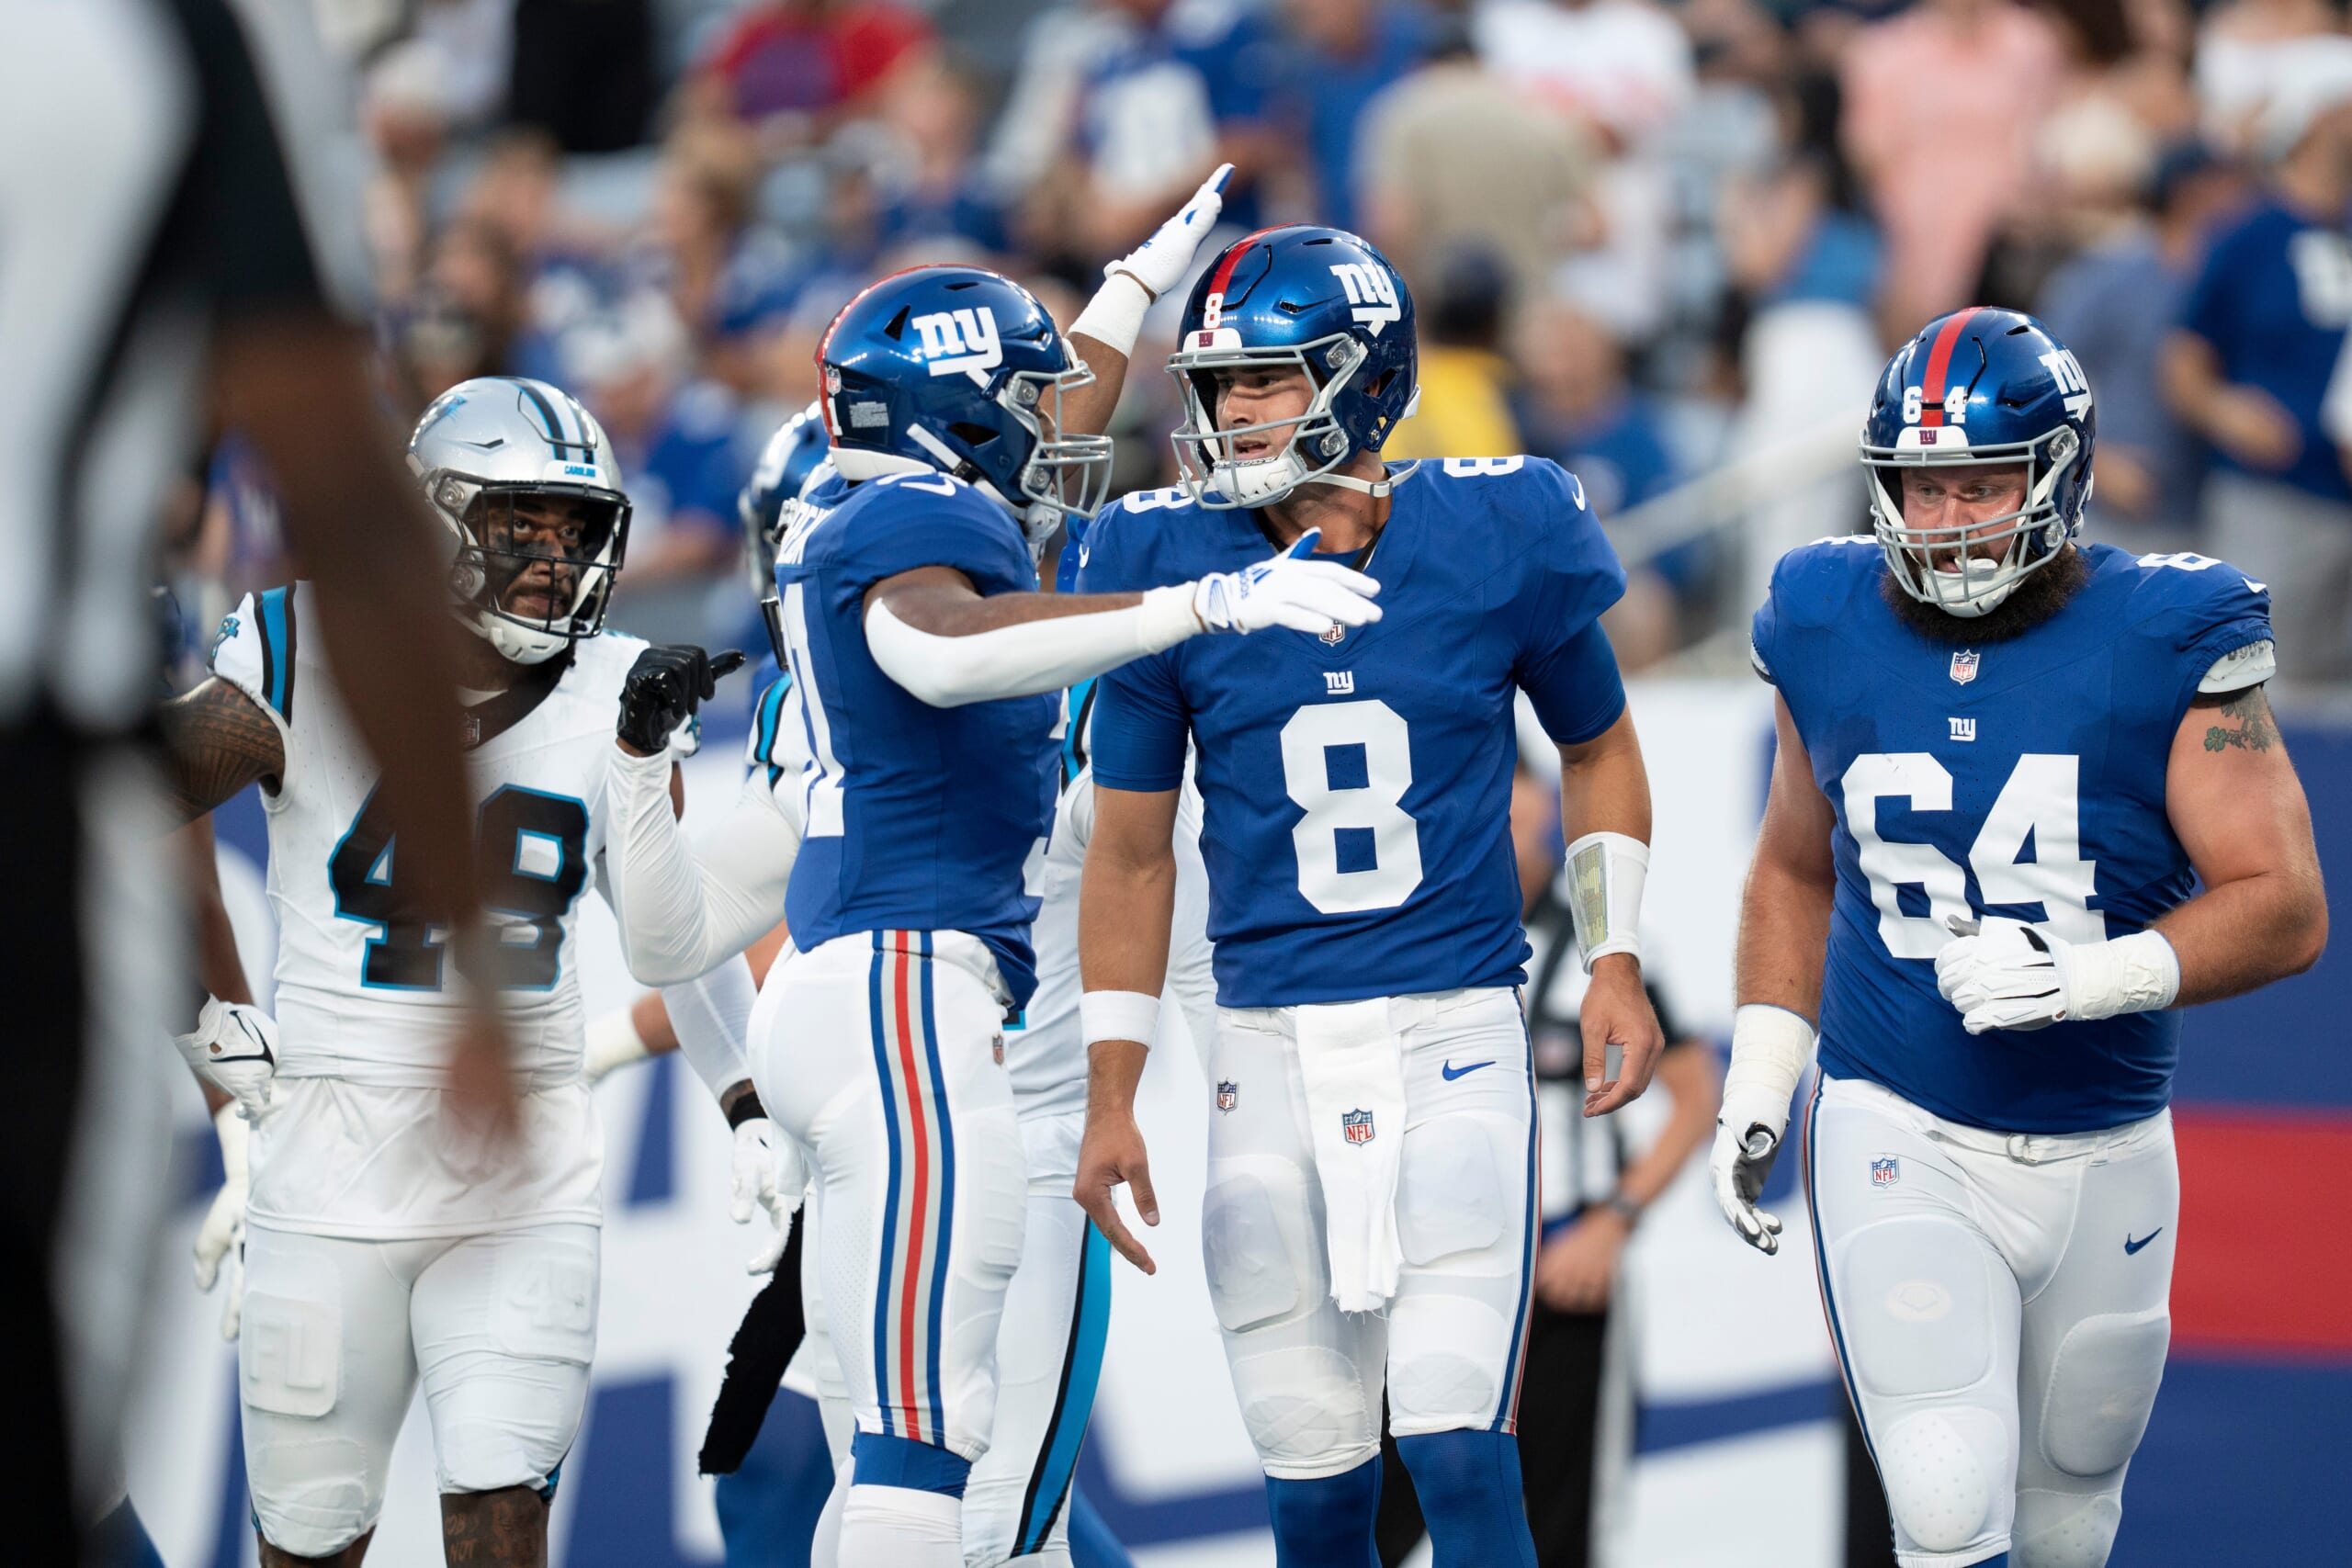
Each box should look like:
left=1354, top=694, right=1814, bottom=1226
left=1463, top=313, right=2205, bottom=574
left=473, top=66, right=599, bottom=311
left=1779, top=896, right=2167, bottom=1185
left=850, top=1429, right=970, bottom=1497
left=1066, top=1483, right=1136, bottom=1568
left=1264, top=1458, right=1383, bottom=1568
left=1971, top=1556, right=2010, bottom=1567
left=1394, top=1430, right=1536, bottom=1568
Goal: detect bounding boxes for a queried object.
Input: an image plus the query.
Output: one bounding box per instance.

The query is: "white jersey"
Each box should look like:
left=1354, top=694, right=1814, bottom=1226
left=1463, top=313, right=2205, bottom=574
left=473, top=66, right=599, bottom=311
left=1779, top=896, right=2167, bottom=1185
left=209, top=585, right=689, bottom=1236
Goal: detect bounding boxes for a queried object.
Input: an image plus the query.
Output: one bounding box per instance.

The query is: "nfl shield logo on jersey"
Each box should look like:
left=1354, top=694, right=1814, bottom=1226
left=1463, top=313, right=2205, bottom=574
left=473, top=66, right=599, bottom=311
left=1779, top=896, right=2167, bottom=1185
left=1319, top=622, right=1346, bottom=646
left=1949, top=649, right=1979, bottom=685
left=1341, top=1109, right=1375, bottom=1145
left=1871, top=1156, right=1901, bottom=1188
left=1216, top=1079, right=1238, bottom=1113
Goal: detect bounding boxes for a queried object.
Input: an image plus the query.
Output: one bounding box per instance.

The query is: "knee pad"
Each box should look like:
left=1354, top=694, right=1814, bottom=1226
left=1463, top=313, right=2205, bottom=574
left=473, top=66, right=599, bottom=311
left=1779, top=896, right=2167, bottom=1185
left=2014, top=1490, right=2122, bottom=1568
left=1396, top=1116, right=1510, bottom=1268
left=2037, top=1308, right=2167, bottom=1479
left=1385, top=1294, right=1510, bottom=1434
left=1837, top=1218, right=1998, bottom=1399
left=430, top=1353, right=589, bottom=1495
left=1227, top=1346, right=1376, bottom=1476
left=1201, top=1158, right=1320, bottom=1335
left=1876, top=1406, right=2007, bottom=1556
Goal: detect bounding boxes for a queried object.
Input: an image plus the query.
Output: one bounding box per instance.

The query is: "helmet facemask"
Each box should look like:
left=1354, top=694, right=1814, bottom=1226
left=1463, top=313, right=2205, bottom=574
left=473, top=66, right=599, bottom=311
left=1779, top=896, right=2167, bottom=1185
left=435, top=478, right=631, bottom=663
left=1168, top=334, right=1369, bottom=509
left=1863, top=425, right=2085, bottom=619
left=1002, top=361, right=1112, bottom=542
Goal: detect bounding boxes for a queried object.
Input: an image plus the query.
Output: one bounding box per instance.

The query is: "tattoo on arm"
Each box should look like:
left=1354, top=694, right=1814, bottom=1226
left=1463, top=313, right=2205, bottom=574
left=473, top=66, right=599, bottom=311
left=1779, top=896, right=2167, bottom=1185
left=2195, top=685, right=2278, bottom=753
left=157, top=679, right=287, bottom=822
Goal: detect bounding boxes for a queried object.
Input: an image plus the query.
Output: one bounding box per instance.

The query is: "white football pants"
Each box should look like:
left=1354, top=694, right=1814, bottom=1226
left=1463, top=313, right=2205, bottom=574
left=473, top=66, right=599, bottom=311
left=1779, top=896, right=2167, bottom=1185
left=753, top=931, right=1027, bottom=1467
left=238, top=1220, right=598, bottom=1558
left=1805, top=1074, right=2177, bottom=1568
left=1200, top=987, right=1538, bottom=1479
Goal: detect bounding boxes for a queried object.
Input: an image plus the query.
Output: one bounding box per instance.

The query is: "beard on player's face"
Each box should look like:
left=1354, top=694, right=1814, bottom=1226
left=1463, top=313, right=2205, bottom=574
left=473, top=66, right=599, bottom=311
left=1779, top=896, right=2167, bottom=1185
left=1882, top=540, right=2089, bottom=645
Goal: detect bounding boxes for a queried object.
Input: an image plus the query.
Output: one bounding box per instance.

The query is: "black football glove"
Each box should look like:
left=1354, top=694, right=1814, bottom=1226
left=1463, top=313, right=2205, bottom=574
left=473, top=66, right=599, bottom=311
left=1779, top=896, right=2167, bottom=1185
left=617, top=645, right=745, bottom=755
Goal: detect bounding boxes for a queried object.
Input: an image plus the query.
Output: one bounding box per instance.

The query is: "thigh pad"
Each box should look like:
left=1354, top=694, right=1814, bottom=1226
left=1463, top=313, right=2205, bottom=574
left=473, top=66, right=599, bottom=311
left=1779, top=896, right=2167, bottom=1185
left=1201, top=1157, right=1320, bottom=1336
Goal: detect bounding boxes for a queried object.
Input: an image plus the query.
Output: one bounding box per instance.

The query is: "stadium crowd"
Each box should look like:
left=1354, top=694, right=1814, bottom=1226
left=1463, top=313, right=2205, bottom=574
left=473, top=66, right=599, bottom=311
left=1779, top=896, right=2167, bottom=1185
left=168, top=0, right=2352, bottom=681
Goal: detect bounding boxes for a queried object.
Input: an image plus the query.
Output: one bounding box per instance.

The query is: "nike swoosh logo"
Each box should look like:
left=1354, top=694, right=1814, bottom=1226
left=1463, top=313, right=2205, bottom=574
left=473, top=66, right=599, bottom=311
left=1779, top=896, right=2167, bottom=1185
left=1440, top=1059, right=1495, bottom=1081
left=2125, top=1228, right=2164, bottom=1256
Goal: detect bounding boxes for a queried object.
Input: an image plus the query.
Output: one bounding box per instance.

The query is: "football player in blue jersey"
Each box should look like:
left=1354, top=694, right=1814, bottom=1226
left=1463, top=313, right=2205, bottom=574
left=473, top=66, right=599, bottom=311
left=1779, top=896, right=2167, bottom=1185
left=1714, top=307, right=2327, bottom=1568
left=1070, top=226, right=1668, bottom=1568
left=599, top=245, right=1385, bottom=1564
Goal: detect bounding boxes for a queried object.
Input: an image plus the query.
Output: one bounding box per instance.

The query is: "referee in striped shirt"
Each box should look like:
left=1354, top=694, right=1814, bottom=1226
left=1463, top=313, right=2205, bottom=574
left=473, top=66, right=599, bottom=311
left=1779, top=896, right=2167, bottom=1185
left=3, top=3, right=506, bottom=1558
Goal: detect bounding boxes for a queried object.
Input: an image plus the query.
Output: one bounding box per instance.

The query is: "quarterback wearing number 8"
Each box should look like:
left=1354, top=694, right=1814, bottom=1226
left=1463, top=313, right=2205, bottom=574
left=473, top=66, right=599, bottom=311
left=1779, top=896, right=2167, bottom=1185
left=1720, top=308, right=2326, bottom=1568
left=1074, top=227, right=1666, bottom=1566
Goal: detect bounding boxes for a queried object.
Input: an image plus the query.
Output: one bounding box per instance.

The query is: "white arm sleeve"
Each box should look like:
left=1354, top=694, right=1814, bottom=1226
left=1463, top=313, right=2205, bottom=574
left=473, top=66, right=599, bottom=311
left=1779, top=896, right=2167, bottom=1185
left=660, top=957, right=757, bottom=1104
left=865, top=589, right=1199, bottom=708
left=604, top=744, right=801, bottom=986
left=1167, top=773, right=1221, bottom=1083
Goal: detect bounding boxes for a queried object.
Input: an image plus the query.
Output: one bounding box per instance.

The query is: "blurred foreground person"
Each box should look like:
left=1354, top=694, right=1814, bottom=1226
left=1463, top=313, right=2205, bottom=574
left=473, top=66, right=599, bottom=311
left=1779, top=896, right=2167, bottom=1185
left=1721, top=308, right=2325, bottom=1567
left=2, top=1, right=502, bottom=1558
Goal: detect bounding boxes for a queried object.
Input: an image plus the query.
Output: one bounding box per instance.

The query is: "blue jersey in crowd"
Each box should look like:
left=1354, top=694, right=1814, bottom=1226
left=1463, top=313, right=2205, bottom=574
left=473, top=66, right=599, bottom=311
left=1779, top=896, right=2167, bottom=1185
left=774, top=470, right=1059, bottom=1004
left=2177, top=197, right=2352, bottom=504
left=1081, top=457, right=1627, bottom=1009
left=1753, top=538, right=2274, bottom=1134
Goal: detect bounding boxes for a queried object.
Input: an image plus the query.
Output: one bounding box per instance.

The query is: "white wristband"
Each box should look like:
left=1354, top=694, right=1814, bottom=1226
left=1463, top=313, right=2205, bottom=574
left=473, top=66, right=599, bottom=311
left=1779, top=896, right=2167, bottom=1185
left=1722, top=1003, right=1816, bottom=1152
left=1564, top=830, right=1649, bottom=973
left=583, top=1009, right=651, bottom=1085
left=1081, top=989, right=1160, bottom=1049
left=2064, top=931, right=2181, bottom=1021
left=1069, top=271, right=1156, bottom=359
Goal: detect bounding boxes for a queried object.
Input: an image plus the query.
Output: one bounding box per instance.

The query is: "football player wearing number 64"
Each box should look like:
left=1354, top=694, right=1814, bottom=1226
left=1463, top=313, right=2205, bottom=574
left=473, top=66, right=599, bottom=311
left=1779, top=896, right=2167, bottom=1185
left=1072, top=226, right=1665, bottom=1568
left=1718, top=307, right=2326, bottom=1568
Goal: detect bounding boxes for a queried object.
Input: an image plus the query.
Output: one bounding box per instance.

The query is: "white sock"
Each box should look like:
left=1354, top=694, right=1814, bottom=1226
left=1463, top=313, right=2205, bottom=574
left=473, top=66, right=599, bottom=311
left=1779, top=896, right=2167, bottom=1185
left=839, top=1483, right=963, bottom=1567
left=810, top=1455, right=854, bottom=1568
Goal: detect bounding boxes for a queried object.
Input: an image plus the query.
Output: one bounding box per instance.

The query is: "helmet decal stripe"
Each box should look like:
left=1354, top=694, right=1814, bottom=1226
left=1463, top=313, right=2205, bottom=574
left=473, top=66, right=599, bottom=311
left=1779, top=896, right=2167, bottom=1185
left=1917, top=306, right=1981, bottom=429
left=515, top=380, right=591, bottom=457
left=1204, top=227, right=1287, bottom=311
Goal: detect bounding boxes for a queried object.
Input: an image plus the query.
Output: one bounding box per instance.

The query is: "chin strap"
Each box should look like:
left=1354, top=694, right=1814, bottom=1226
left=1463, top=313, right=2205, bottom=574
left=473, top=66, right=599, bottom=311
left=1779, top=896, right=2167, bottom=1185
left=1304, top=459, right=1419, bottom=500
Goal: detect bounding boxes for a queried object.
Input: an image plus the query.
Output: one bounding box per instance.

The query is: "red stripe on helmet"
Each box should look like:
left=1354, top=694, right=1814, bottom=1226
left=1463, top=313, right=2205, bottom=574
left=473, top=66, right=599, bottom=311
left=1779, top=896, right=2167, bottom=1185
left=1203, top=226, right=1289, bottom=311
left=1916, top=306, right=1981, bottom=429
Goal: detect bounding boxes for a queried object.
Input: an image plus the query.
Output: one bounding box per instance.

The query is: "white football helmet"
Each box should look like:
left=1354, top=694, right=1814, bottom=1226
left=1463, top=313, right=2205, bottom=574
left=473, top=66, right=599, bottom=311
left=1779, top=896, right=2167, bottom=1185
left=408, top=377, right=632, bottom=664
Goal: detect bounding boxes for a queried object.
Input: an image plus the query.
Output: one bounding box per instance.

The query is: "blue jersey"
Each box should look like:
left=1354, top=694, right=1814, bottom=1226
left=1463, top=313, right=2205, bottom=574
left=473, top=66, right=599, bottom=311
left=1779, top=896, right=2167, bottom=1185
left=1753, top=539, right=2274, bottom=1134
left=1080, top=457, right=1627, bottom=1009
left=773, top=471, right=1059, bottom=1005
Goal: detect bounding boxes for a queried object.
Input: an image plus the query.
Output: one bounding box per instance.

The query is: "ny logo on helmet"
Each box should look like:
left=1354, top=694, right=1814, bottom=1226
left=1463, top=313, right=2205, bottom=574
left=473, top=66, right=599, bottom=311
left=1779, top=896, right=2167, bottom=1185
left=2039, top=348, right=2093, bottom=422
left=911, top=308, right=1004, bottom=386
left=1329, top=264, right=1400, bottom=336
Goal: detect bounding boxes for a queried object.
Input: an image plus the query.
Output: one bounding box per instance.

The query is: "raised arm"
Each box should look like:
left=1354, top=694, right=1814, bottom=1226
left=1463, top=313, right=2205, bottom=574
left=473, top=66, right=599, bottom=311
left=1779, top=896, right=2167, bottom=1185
left=1072, top=782, right=1184, bottom=1274
left=1557, top=707, right=1667, bottom=1117
left=1058, top=164, right=1233, bottom=439
left=2157, top=685, right=2326, bottom=999
left=605, top=747, right=802, bottom=987
left=1713, top=694, right=1838, bottom=1255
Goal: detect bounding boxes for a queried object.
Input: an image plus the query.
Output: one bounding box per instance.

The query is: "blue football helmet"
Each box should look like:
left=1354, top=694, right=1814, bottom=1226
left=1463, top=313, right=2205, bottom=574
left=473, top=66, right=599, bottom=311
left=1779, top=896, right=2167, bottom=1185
left=816, top=265, right=1109, bottom=546
left=739, top=400, right=833, bottom=667
left=1861, top=307, right=2098, bottom=618
left=1169, top=226, right=1421, bottom=509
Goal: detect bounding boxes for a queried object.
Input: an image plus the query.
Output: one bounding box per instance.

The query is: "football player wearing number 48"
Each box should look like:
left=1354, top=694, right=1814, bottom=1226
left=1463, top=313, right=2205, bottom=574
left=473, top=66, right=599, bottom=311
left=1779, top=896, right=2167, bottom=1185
left=1073, top=227, right=1666, bottom=1568
left=154, top=378, right=781, bottom=1568
left=1720, top=308, right=2326, bottom=1568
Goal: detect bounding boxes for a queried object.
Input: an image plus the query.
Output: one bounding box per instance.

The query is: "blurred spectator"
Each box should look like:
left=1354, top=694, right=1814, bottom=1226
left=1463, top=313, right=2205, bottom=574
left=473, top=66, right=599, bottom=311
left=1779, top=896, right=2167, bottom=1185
left=1271, top=0, right=1439, bottom=234
left=2164, top=51, right=2352, bottom=680
left=1358, top=21, right=1599, bottom=301
left=2194, top=0, right=2342, bottom=153
left=1723, top=70, right=1883, bottom=617
left=510, top=0, right=657, bottom=152
left=1032, top=0, right=1283, bottom=268
left=2039, top=141, right=2248, bottom=547
left=566, top=295, right=752, bottom=630
left=1476, top=0, right=1696, bottom=342
left=873, top=58, right=1017, bottom=258
left=687, top=0, right=935, bottom=140
left=1513, top=300, right=1690, bottom=668
left=1841, top=0, right=2065, bottom=334
left=1384, top=249, right=1523, bottom=460
left=390, top=218, right=567, bottom=412
left=639, top=121, right=808, bottom=394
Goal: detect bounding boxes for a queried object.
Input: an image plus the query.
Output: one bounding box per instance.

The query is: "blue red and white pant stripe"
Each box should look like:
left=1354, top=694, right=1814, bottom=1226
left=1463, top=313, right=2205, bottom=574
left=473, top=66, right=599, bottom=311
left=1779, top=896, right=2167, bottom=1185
left=866, top=930, right=957, bottom=1447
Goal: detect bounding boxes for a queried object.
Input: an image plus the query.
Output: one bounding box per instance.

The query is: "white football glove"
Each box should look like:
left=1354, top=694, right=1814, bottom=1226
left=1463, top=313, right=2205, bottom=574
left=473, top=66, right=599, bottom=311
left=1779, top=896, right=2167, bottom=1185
left=1709, top=1120, right=1786, bottom=1256
left=193, top=1104, right=250, bottom=1340
left=1107, top=164, right=1233, bottom=301
left=1933, top=916, right=2181, bottom=1034
left=729, top=1115, right=805, bottom=1275
left=174, top=996, right=277, bottom=1122
left=1190, top=529, right=1383, bottom=637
